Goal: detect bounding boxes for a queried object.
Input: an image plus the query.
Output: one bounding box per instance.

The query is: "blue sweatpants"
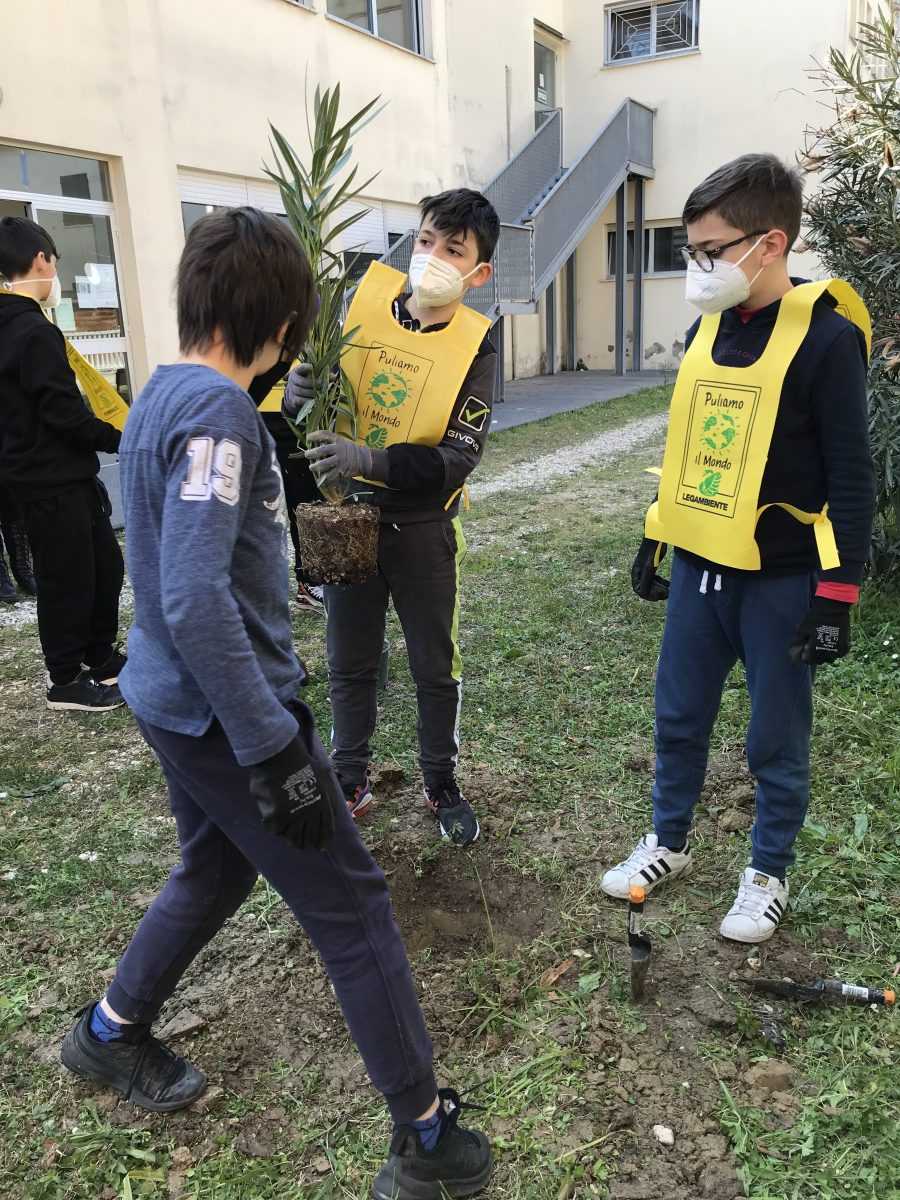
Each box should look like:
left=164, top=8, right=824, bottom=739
left=651, top=554, right=815, bottom=878
left=106, top=703, right=436, bottom=1124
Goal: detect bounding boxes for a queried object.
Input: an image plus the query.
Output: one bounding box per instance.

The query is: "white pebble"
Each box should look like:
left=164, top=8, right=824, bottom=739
left=653, top=1124, right=675, bottom=1146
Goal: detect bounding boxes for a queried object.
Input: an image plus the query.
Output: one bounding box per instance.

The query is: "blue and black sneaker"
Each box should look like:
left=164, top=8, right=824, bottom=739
left=423, top=775, right=480, bottom=847
left=61, top=1004, right=207, bottom=1112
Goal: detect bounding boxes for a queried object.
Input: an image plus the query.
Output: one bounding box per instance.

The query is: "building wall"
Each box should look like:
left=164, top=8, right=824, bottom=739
left=556, top=0, right=858, bottom=371
left=1, top=0, right=483, bottom=382
left=0, top=0, right=875, bottom=387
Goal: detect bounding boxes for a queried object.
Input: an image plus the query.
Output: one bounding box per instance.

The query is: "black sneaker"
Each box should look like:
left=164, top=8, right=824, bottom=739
left=0, top=557, right=16, bottom=603
left=372, top=1088, right=492, bottom=1200
left=424, top=776, right=480, bottom=847
left=60, top=1004, right=208, bottom=1112
left=46, top=671, right=124, bottom=712
left=86, top=646, right=128, bottom=685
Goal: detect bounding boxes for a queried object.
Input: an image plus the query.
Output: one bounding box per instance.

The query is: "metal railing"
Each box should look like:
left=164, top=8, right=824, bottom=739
left=483, top=110, right=563, bottom=222
left=378, top=98, right=655, bottom=317
left=529, top=99, right=655, bottom=294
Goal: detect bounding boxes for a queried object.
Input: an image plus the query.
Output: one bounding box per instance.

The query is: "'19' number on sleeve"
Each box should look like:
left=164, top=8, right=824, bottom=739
left=181, top=437, right=242, bottom=506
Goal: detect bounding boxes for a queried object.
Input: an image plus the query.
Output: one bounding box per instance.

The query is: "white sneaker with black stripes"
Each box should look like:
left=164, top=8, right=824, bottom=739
left=600, top=832, right=692, bottom=900
left=719, top=867, right=788, bottom=944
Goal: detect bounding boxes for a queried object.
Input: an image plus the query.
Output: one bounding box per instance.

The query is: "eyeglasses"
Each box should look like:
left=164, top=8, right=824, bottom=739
left=681, top=231, right=767, bottom=274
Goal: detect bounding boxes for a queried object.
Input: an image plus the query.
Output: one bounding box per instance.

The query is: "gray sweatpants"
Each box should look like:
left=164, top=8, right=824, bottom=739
left=324, top=517, right=466, bottom=787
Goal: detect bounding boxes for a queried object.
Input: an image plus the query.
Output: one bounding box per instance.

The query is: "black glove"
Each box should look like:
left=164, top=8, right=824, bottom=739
left=631, top=538, right=669, bottom=601
left=283, top=363, right=316, bottom=421
left=249, top=723, right=336, bottom=850
left=788, top=596, right=851, bottom=666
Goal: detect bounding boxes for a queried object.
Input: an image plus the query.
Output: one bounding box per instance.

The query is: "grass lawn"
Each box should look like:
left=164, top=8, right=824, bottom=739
left=1, top=382, right=897, bottom=1200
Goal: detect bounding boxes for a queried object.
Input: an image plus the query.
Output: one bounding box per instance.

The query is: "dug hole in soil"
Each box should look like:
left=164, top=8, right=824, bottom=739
left=295, top=501, right=379, bottom=585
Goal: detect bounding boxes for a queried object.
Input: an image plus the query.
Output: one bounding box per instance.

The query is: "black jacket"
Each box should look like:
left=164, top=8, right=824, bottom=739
left=679, top=282, right=874, bottom=585
left=0, top=293, right=121, bottom=498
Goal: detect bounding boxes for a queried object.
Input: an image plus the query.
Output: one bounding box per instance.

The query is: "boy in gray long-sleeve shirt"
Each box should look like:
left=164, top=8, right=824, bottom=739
left=60, top=208, right=491, bottom=1200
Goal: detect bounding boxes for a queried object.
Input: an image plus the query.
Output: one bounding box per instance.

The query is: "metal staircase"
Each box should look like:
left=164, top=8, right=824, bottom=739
left=381, top=98, right=655, bottom=320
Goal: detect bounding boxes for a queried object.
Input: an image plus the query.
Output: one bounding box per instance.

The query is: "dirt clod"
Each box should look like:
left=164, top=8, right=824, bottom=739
left=234, top=1126, right=275, bottom=1158
left=157, top=1010, right=206, bottom=1040
left=190, top=1085, right=224, bottom=1114
left=688, top=986, right=737, bottom=1030
left=697, top=1160, right=743, bottom=1199
left=718, top=809, right=752, bottom=833
left=744, top=1058, right=796, bottom=1093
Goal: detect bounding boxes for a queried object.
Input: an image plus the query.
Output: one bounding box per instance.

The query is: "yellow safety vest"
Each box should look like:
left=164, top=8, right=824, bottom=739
left=257, top=375, right=286, bottom=413
left=645, top=279, right=871, bottom=571
left=0, top=294, right=130, bottom=431
left=336, top=262, right=491, bottom=485
left=65, top=340, right=130, bottom=432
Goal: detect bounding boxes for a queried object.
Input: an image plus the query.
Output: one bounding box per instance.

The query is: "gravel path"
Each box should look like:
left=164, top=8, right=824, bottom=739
left=0, top=581, right=134, bottom=632
left=472, top=411, right=667, bottom=501
left=0, top=412, right=666, bottom=630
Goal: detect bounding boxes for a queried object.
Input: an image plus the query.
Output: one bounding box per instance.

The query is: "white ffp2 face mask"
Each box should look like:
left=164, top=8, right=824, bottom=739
left=684, top=237, right=765, bottom=315
left=407, top=252, right=484, bottom=308
left=1, top=272, right=62, bottom=308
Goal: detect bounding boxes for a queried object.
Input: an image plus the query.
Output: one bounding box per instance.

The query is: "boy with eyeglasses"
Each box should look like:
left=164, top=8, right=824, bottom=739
left=603, top=154, right=875, bottom=943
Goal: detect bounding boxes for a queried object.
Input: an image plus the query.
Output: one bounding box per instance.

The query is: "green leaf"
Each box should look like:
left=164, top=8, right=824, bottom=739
left=577, top=971, right=603, bottom=993
left=852, top=811, right=869, bottom=843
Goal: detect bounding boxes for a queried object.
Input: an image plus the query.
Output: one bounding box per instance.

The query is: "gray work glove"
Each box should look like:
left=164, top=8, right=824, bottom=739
left=305, top=431, right=388, bottom=486
left=283, top=363, right=316, bottom=421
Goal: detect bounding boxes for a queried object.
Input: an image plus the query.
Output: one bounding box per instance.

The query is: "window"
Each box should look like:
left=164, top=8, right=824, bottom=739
left=652, top=225, right=689, bottom=273
left=327, top=0, right=423, bottom=53
left=608, top=224, right=686, bottom=276
left=0, top=146, right=111, bottom=201
left=181, top=202, right=226, bottom=234
left=607, top=228, right=651, bottom=276
left=606, top=1, right=699, bottom=65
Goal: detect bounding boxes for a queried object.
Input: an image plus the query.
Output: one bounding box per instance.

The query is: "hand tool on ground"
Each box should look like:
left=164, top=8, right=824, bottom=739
left=628, top=884, right=652, bottom=1001
left=745, top=976, right=895, bottom=1007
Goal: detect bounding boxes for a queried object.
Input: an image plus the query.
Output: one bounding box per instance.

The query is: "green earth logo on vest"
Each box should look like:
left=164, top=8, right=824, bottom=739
left=701, top=412, right=738, bottom=453
left=364, top=427, right=388, bottom=449
left=367, top=370, right=409, bottom=410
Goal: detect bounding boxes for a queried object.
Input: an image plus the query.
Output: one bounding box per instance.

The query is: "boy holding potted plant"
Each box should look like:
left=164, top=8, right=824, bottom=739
left=286, top=189, right=500, bottom=847
left=60, top=207, right=492, bottom=1200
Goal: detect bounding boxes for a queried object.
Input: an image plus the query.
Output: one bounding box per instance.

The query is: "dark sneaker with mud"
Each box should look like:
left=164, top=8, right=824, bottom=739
left=60, top=1004, right=207, bottom=1112
left=424, top=775, right=480, bottom=846
left=372, top=1088, right=492, bottom=1200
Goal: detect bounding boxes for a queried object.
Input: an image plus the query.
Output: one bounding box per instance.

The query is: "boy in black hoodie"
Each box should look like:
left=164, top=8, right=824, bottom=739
left=0, top=217, right=125, bottom=710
